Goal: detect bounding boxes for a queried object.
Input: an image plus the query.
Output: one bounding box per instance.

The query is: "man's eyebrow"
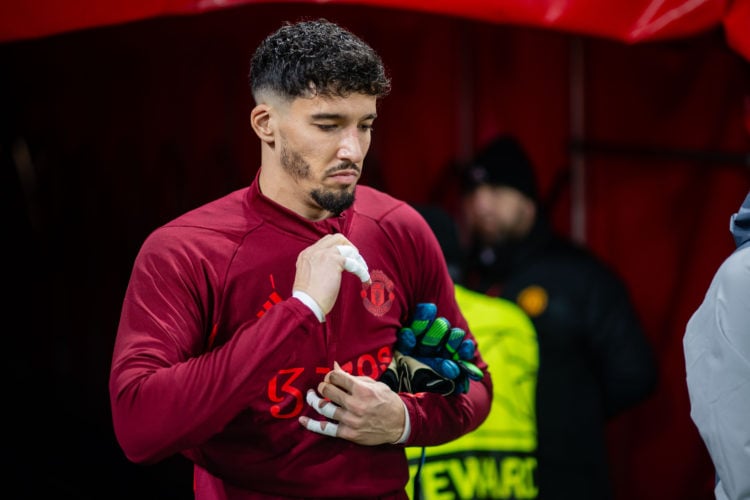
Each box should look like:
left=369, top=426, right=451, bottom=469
left=311, top=113, right=378, bottom=121
left=311, top=113, right=341, bottom=120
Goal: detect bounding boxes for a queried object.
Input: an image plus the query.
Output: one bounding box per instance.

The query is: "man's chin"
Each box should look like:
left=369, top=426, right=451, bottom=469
left=311, top=188, right=356, bottom=215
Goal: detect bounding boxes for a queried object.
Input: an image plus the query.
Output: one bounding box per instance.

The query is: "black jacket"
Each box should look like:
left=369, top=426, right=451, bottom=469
left=465, top=215, right=658, bottom=500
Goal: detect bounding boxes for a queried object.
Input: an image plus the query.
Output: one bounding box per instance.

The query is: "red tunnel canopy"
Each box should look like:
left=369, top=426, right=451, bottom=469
left=1, top=0, right=749, bottom=61
left=1, top=1, right=748, bottom=499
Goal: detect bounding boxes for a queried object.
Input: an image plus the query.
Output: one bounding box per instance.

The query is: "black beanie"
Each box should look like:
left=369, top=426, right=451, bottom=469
left=462, top=135, right=538, bottom=201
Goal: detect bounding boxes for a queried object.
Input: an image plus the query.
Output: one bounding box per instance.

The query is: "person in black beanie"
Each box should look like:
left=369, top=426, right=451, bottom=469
left=460, top=134, right=658, bottom=500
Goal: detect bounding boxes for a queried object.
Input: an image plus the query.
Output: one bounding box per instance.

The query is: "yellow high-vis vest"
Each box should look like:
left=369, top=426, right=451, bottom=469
left=405, top=285, right=540, bottom=500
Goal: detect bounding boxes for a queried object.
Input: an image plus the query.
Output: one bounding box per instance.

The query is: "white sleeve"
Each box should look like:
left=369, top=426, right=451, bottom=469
left=292, top=290, right=325, bottom=323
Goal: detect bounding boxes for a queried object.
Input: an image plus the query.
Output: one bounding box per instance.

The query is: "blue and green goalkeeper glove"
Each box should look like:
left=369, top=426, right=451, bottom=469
left=381, top=302, right=484, bottom=395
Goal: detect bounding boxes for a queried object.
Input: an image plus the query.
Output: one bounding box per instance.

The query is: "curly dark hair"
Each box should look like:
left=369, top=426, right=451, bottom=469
left=249, top=18, right=391, bottom=100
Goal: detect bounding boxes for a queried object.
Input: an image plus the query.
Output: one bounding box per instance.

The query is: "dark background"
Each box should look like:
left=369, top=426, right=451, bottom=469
left=2, top=2, right=749, bottom=498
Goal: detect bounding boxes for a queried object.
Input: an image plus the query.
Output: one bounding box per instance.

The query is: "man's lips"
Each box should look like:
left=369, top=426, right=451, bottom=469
left=328, top=170, right=359, bottom=183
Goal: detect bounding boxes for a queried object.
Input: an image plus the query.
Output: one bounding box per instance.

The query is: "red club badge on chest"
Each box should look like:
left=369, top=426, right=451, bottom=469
left=360, top=269, right=395, bottom=316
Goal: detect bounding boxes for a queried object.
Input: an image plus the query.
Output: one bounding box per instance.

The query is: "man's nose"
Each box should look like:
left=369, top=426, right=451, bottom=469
left=337, top=130, right=366, bottom=164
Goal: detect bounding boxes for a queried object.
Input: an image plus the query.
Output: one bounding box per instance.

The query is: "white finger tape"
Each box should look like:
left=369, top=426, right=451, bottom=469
left=304, top=419, right=339, bottom=438
left=306, top=390, right=338, bottom=419
left=336, top=245, right=370, bottom=283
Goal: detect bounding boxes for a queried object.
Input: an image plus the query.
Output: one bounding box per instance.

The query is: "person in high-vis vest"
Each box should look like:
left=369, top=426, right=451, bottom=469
left=410, top=205, right=540, bottom=500
left=405, top=284, right=539, bottom=500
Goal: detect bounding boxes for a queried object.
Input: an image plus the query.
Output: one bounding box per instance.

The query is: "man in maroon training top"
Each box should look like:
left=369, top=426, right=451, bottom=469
left=109, top=18, right=492, bottom=499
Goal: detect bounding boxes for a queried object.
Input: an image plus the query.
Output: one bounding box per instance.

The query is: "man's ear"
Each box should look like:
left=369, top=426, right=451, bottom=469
left=250, top=104, right=274, bottom=144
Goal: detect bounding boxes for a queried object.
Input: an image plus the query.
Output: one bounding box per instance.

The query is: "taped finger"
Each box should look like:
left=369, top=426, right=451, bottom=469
left=336, top=244, right=358, bottom=259
left=344, top=258, right=370, bottom=283
left=336, top=245, right=370, bottom=283
left=304, top=418, right=339, bottom=437
left=306, top=389, right=339, bottom=419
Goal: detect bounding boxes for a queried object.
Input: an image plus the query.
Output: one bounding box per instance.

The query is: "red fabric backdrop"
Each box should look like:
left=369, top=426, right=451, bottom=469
left=1, top=2, right=749, bottom=499
left=1, top=0, right=749, bottom=62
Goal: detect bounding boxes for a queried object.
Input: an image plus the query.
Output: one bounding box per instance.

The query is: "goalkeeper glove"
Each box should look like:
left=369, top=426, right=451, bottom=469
left=382, top=302, right=483, bottom=395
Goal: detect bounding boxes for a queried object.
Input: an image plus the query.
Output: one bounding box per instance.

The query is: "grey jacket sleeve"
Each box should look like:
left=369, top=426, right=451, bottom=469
left=684, top=245, right=750, bottom=500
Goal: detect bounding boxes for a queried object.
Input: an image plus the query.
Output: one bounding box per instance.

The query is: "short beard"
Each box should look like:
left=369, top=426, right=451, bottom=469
left=281, top=143, right=356, bottom=215
left=311, top=189, right=355, bottom=216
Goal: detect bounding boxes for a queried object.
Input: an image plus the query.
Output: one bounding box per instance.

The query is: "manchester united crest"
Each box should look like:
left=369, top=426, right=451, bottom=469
left=361, top=269, right=395, bottom=316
